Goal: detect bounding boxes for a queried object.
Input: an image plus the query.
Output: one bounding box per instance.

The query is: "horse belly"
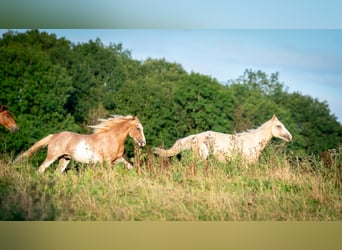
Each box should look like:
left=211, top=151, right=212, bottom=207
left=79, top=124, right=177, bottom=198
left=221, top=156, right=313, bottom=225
left=72, top=140, right=103, bottom=163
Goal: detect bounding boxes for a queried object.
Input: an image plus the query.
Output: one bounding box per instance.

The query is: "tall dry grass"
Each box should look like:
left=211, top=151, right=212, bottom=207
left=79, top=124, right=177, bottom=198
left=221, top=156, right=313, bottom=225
left=0, top=145, right=341, bottom=220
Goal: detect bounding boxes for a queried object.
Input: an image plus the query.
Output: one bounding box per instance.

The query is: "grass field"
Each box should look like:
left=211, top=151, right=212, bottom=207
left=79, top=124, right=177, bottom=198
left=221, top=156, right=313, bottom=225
left=0, top=145, right=341, bottom=220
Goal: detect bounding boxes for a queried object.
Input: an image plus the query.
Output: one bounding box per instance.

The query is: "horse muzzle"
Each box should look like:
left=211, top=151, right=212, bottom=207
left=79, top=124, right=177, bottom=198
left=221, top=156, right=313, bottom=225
left=137, top=140, right=146, bottom=147
left=283, top=133, right=292, bottom=142
left=10, top=126, right=19, bottom=133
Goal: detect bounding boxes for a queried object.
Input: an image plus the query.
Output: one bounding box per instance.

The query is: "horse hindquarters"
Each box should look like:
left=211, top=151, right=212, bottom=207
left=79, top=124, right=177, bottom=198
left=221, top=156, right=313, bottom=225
left=37, top=133, right=73, bottom=172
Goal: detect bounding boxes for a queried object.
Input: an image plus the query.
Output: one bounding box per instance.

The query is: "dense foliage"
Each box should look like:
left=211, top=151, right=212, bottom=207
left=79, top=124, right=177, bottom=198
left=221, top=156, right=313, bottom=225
left=1, top=30, right=341, bottom=158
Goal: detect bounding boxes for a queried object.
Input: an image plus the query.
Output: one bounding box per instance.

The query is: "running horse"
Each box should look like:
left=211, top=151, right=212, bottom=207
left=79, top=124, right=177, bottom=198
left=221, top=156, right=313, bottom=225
left=0, top=105, right=19, bottom=133
left=154, top=115, right=292, bottom=165
left=15, top=115, right=146, bottom=173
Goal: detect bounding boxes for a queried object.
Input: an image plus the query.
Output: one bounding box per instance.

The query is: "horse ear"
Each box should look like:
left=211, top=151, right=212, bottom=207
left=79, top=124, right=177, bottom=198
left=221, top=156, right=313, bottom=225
left=0, top=105, right=8, bottom=112
left=272, top=114, right=277, bottom=120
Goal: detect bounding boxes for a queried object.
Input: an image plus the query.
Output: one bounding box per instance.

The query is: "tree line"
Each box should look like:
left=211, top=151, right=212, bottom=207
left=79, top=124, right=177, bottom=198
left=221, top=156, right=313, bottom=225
left=1, top=30, right=341, bottom=159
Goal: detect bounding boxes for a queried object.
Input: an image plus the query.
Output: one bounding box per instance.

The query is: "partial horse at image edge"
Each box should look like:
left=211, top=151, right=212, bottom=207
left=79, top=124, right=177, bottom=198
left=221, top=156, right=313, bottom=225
left=15, top=115, right=146, bottom=173
left=153, top=115, right=292, bottom=164
left=0, top=105, right=19, bottom=133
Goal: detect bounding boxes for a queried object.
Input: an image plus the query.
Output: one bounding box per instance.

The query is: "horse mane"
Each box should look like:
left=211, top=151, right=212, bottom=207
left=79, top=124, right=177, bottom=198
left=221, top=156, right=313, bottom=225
left=89, top=115, right=137, bottom=133
left=237, top=118, right=273, bottom=135
left=0, top=105, right=9, bottom=112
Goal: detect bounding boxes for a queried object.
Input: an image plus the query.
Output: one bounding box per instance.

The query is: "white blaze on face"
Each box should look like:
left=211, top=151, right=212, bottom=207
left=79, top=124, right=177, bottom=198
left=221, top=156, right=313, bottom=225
left=139, top=124, right=146, bottom=146
left=73, top=140, right=101, bottom=163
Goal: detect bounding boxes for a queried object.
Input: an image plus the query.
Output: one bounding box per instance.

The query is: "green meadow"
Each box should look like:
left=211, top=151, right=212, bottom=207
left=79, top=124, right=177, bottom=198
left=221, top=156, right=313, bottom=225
left=1, top=145, right=340, bottom=221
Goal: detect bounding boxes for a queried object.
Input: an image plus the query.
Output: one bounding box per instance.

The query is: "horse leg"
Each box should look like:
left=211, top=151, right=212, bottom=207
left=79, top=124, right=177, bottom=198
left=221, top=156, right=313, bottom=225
left=38, top=155, right=59, bottom=173
left=57, top=157, right=71, bottom=173
left=197, top=143, right=210, bottom=174
left=115, top=157, right=133, bottom=169
left=198, top=142, right=209, bottom=161
left=215, top=153, right=226, bottom=163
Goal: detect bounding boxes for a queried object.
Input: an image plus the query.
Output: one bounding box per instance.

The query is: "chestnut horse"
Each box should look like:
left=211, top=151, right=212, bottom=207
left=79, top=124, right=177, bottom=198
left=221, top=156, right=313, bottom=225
left=15, top=115, right=146, bottom=173
left=0, top=105, right=19, bottom=133
left=153, top=115, right=292, bottom=164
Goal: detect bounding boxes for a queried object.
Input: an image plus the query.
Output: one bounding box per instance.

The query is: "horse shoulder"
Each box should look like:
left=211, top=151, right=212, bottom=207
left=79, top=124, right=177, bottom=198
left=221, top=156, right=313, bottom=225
left=91, top=131, right=122, bottom=154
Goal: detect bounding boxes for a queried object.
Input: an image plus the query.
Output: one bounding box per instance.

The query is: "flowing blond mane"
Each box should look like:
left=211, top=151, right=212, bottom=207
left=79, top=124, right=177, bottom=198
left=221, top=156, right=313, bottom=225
left=89, top=115, right=136, bottom=133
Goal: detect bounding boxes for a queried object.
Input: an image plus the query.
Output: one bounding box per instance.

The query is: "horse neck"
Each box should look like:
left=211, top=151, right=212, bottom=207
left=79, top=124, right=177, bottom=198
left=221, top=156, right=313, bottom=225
left=105, top=120, right=132, bottom=143
left=251, top=122, right=274, bottom=151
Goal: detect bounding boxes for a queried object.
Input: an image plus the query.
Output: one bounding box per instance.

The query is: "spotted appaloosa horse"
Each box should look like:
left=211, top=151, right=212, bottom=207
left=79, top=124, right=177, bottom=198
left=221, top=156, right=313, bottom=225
left=15, top=115, right=146, bottom=173
left=0, top=105, right=19, bottom=133
left=154, top=115, right=292, bottom=164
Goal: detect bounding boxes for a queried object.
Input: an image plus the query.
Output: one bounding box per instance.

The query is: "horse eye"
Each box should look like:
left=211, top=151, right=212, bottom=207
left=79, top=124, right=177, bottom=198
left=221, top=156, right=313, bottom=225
left=276, top=125, right=282, bottom=128
left=136, top=127, right=141, bottom=131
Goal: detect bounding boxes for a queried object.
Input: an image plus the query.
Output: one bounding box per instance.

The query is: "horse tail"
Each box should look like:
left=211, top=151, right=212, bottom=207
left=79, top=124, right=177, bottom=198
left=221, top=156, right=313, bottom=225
left=14, top=134, right=54, bottom=163
left=152, top=135, right=196, bottom=157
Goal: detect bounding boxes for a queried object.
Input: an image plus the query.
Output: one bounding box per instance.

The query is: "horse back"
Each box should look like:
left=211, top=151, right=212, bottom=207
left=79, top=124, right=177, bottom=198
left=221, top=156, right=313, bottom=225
left=49, top=131, right=91, bottom=149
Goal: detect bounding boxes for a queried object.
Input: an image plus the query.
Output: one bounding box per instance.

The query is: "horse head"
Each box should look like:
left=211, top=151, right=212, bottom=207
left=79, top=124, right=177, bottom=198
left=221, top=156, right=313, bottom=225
left=0, top=105, right=19, bottom=133
left=270, top=114, right=292, bottom=142
left=128, top=116, right=146, bottom=147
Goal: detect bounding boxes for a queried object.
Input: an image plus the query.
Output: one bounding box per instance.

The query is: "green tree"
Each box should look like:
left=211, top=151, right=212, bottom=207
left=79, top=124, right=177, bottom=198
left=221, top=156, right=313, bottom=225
left=282, top=93, right=342, bottom=154
left=66, top=39, right=137, bottom=124
left=174, top=73, right=233, bottom=137
left=0, top=30, right=79, bottom=153
left=2, top=30, right=340, bottom=158
left=112, top=59, right=187, bottom=149
left=227, top=70, right=290, bottom=131
left=227, top=69, right=342, bottom=155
